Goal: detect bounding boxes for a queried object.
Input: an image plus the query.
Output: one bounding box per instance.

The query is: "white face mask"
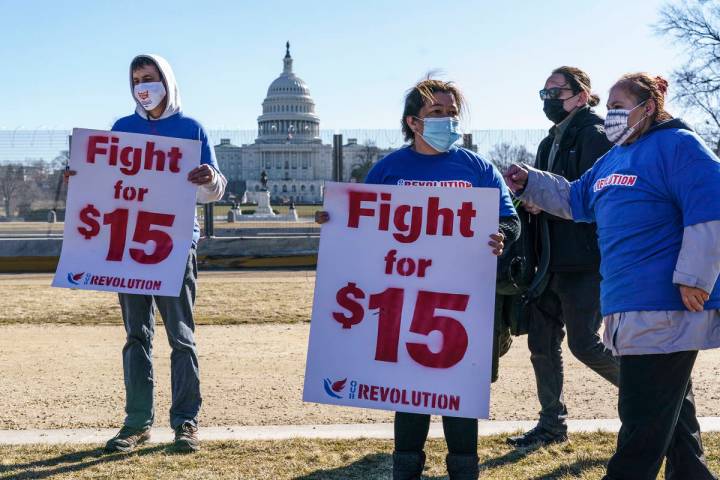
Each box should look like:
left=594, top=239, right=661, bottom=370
left=604, top=100, right=647, bottom=145
left=133, top=82, right=166, bottom=111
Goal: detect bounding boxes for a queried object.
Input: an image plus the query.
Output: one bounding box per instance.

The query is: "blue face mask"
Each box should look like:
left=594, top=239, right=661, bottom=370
left=416, top=116, right=462, bottom=152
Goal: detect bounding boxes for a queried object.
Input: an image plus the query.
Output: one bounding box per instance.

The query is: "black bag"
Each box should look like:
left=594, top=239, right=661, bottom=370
left=495, top=202, right=550, bottom=336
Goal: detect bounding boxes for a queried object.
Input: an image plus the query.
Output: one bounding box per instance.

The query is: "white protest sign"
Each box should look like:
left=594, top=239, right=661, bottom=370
left=303, top=182, right=499, bottom=419
left=52, top=128, right=200, bottom=297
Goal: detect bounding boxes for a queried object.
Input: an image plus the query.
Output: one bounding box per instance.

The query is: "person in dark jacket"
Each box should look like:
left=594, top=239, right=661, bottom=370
left=507, top=66, right=620, bottom=448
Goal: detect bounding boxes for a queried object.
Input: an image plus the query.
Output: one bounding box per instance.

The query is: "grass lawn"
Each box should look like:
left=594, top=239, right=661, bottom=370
left=1, top=432, right=694, bottom=480
left=0, top=272, right=315, bottom=325
left=3, top=433, right=717, bottom=479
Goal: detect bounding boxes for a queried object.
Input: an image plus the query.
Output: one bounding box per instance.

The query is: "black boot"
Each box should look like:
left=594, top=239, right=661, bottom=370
left=392, top=451, right=426, bottom=480
left=446, top=453, right=480, bottom=480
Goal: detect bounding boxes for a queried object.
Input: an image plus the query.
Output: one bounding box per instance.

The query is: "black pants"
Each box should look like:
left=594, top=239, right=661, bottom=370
left=394, top=412, right=477, bottom=455
left=528, top=272, right=620, bottom=433
left=604, top=350, right=716, bottom=480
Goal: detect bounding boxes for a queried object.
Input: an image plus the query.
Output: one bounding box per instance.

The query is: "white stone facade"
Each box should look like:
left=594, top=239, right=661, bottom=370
left=215, top=42, right=392, bottom=204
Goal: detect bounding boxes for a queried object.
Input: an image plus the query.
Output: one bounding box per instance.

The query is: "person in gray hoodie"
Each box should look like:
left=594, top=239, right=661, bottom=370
left=67, top=54, right=226, bottom=453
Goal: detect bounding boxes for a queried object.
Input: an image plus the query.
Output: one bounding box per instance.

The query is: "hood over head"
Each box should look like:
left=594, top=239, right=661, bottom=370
left=129, top=54, right=181, bottom=120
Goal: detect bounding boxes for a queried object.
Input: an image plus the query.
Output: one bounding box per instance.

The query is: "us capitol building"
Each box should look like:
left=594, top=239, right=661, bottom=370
left=215, top=42, right=392, bottom=204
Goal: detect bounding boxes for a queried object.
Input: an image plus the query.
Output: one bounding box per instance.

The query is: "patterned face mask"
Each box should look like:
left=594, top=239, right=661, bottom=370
left=133, top=82, right=167, bottom=111
left=604, top=100, right=647, bottom=145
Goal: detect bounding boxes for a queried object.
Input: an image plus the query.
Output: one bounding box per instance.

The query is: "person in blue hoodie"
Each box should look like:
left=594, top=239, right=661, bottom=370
left=67, top=54, right=226, bottom=453
left=505, top=73, right=720, bottom=480
left=318, top=78, right=519, bottom=480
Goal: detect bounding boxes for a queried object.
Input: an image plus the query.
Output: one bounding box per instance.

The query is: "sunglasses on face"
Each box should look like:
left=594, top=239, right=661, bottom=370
left=539, top=87, right=575, bottom=101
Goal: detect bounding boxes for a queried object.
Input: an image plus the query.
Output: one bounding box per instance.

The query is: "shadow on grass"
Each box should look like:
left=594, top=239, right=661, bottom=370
left=291, top=452, right=480, bottom=480
left=293, top=453, right=392, bottom=480
left=476, top=443, right=548, bottom=470
left=0, top=445, right=168, bottom=480
left=527, top=457, right=608, bottom=479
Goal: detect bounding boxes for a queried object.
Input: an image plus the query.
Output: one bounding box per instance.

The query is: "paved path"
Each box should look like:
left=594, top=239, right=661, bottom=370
left=3, top=417, right=720, bottom=445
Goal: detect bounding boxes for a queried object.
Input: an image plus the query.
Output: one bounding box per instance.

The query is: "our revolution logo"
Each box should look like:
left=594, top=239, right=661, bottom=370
left=323, top=378, right=347, bottom=399
left=137, top=90, right=150, bottom=101
left=593, top=173, right=638, bottom=192
left=66, top=272, right=89, bottom=285
left=397, top=179, right=473, bottom=188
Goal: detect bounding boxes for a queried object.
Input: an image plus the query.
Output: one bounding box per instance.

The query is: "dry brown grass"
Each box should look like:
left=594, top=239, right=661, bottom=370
left=1, top=433, right=717, bottom=479
left=0, top=272, right=315, bottom=325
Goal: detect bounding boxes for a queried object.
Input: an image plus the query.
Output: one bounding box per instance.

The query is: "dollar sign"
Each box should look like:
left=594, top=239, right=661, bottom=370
left=77, top=204, right=101, bottom=240
left=333, top=282, right=366, bottom=329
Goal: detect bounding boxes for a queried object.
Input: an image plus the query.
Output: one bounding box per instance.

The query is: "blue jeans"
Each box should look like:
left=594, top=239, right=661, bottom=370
left=118, top=248, right=201, bottom=430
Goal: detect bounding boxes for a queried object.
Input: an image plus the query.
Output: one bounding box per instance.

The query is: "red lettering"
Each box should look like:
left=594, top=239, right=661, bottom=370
left=449, top=395, right=460, bottom=411
left=120, top=147, right=142, bottom=176
left=168, top=147, right=182, bottom=173
left=417, top=258, right=432, bottom=277
left=358, top=384, right=369, bottom=400
left=85, top=136, right=184, bottom=176
left=457, top=202, right=476, bottom=237
left=393, top=205, right=422, bottom=243
left=347, top=191, right=377, bottom=228
left=144, top=142, right=166, bottom=171
left=406, top=291, right=470, bottom=368
left=426, top=196, right=454, bottom=236
left=87, top=135, right=108, bottom=164
left=390, top=388, right=401, bottom=403
left=369, top=385, right=379, bottom=401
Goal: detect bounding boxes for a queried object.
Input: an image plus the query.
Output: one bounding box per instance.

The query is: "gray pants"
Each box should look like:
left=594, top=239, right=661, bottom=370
left=528, top=272, right=619, bottom=434
left=118, top=248, right=201, bottom=430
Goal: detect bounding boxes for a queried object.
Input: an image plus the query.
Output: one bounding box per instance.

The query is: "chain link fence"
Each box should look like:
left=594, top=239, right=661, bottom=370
left=0, top=128, right=546, bottom=238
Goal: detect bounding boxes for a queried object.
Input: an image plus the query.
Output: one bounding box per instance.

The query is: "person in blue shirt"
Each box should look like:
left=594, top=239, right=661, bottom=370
left=318, top=78, right=518, bottom=480
left=66, top=54, right=226, bottom=454
left=505, top=73, right=720, bottom=480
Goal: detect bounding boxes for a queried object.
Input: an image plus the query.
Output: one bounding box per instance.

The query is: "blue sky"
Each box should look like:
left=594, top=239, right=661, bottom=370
left=0, top=0, right=687, bottom=131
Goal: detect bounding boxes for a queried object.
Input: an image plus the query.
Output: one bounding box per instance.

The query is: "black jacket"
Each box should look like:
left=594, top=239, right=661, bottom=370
left=534, top=107, right=613, bottom=272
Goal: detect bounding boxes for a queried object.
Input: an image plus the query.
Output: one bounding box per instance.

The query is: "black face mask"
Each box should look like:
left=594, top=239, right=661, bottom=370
left=543, top=99, right=570, bottom=125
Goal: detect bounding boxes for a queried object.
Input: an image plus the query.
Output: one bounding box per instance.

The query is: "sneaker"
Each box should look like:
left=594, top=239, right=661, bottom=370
left=173, top=422, right=199, bottom=452
left=506, top=426, right=568, bottom=448
left=104, top=425, right=151, bottom=453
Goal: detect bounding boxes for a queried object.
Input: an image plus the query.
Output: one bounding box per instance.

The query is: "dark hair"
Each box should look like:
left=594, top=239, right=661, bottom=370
left=401, top=78, right=466, bottom=142
left=130, top=56, right=158, bottom=73
left=551, top=66, right=600, bottom=107
left=614, top=73, right=672, bottom=123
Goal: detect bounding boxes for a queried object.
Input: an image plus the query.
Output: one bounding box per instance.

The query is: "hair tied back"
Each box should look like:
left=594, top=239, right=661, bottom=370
left=654, top=76, right=669, bottom=95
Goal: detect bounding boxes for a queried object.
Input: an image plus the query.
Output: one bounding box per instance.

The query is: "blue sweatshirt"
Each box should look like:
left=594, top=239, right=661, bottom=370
left=569, top=119, right=720, bottom=314
left=365, top=145, right=516, bottom=218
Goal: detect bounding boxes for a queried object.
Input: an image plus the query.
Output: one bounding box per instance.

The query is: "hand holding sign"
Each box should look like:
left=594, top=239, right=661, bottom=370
left=304, top=182, right=499, bottom=419
left=52, top=128, right=200, bottom=296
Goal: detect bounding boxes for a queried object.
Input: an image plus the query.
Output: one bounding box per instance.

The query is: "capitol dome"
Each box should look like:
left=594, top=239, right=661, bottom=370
left=257, top=42, right=321, bottom=144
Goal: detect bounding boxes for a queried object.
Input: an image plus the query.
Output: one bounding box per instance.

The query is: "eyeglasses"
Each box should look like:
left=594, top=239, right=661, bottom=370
left=539, top=87, right=575, bottom=101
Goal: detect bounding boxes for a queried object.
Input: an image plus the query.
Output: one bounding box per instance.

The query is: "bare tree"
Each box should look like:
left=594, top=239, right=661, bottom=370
left=0, top=164, right=28, bottom=218
left=488, top=143, right=534, bottom=173
left=350, top=142, right=380, bottom=183
left=656, top=1, right=720, bottom=154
